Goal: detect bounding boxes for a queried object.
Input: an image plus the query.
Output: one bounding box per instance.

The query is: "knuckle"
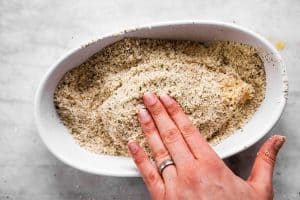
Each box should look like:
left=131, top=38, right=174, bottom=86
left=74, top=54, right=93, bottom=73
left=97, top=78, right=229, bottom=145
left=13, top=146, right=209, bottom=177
left=163, top=128, right=181, bottom=144
left=166, top=102, right=181, bottom=116
left=154, top=149, right=169, bottom=162
left=198, top=160, right=224, bottom=177
left=181, top=176, right=193, bottom=186
left=144, top=170, right=160, bottom=186
left=257, top=151, right=275, bottom=165
left=134, top=153, right=147, bottom=165
left=180, top=167, right=199, bottom=184
left=142, top=121, right=156, bottom=135
left=140, top=115, right=152, bottom=125
left=187, top=162, right=200, bottom=173
left=180, top=123, right=197, bottom=138
left=149, top=102, right=164, bottom=117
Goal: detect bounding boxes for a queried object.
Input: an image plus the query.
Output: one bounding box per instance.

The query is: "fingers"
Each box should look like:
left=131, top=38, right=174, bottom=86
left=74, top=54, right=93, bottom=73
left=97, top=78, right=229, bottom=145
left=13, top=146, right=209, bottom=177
left=143, top=92, right=194, bottom=165
left=128, top=141, right=164, bottom=198
left=248, top=135, right=286, bottom=188
left=138, top=109, right=177, bottom=180
left=160, top=94, right=220, bottom=160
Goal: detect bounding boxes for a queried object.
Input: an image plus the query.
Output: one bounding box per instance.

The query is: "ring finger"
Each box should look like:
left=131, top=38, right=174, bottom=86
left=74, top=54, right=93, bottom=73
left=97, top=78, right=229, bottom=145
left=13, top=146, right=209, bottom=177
left=138, top=109, right=177, bottom=181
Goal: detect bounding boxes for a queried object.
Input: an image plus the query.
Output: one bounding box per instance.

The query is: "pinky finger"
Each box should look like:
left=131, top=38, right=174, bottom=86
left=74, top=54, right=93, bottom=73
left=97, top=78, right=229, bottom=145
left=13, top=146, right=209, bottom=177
left=128, top=141, right=165, bottom=198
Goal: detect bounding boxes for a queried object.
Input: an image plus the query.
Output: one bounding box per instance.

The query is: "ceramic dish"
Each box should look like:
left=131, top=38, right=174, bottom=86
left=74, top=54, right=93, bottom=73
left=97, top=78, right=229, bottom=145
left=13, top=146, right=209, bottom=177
left=34, top=21, right=288, bottom=177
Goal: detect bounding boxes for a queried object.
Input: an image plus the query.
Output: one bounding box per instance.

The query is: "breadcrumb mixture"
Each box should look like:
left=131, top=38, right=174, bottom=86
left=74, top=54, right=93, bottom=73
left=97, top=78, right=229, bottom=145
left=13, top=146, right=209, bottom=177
left=54, top=38, right=266, bottom=156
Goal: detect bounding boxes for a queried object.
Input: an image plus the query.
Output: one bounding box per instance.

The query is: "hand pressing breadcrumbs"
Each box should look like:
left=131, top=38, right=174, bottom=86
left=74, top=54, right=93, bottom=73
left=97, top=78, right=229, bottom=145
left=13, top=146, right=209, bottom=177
left=128, top=92, right=285, bottom=200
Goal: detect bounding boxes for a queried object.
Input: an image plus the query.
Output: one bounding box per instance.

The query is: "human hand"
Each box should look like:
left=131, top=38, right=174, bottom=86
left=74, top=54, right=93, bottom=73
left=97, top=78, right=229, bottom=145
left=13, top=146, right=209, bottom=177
left=128, top=93, right=285, bottom=200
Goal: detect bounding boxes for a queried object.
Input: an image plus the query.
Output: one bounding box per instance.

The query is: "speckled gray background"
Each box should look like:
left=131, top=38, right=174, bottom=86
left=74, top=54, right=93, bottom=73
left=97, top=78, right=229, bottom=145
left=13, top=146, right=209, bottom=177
left=0, top=0, right=299, bottom=199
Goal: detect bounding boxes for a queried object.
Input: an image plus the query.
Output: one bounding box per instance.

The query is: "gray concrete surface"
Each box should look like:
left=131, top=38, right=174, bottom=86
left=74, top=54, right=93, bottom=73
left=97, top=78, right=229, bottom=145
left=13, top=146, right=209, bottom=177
left=0, top=0, right=299, bottom=199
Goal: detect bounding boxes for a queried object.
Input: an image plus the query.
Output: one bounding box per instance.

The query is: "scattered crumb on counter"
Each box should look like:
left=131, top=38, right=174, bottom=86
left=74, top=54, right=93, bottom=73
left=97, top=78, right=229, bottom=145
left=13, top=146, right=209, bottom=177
left=275, top=40, right=285, bottom=51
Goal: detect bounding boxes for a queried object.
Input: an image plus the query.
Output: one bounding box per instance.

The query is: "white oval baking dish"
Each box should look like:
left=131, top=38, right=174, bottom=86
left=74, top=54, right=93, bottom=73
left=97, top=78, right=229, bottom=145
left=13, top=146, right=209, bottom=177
left=34, top=21, right=288, bottom=177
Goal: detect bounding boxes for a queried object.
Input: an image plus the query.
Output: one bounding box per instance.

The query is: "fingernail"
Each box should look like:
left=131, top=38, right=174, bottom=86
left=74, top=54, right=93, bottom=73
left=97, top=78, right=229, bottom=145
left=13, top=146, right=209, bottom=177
left=143, top=92, right=157, bottom=106
left=128, top=141, right=139, bottom=154
left=160, top=94, right=173, bottom=106
left=274, top=135, right=286, bottom=149
left=138, top=109, right=151, bottom=123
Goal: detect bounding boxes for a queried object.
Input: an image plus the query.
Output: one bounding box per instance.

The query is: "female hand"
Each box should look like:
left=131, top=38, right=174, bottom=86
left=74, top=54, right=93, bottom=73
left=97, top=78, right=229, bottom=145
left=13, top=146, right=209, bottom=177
left=128, top=93, right=285, bottom=200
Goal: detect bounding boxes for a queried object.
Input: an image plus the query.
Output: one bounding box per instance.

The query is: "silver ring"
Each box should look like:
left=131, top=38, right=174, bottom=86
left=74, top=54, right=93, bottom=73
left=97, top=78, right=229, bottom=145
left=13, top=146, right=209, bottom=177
left=158, top=159, right=175, bottom=175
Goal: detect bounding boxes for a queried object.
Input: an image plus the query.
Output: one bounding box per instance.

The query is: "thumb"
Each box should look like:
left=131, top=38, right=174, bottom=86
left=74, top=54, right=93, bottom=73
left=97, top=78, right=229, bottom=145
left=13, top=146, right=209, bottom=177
left=248, top=135, right=285, bottom=188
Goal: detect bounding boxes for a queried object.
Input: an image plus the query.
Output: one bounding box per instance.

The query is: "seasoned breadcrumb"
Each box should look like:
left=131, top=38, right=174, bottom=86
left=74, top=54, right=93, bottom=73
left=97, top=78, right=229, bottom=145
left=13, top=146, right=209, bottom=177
left=54, top=38, right=266, bottom=156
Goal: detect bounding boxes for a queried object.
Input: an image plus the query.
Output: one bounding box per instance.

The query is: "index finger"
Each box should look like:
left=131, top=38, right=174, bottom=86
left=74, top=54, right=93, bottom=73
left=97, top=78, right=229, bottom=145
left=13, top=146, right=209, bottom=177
left=143, top=92, right=194, bottom=165
left=160, top=94, right=220, bottom=161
